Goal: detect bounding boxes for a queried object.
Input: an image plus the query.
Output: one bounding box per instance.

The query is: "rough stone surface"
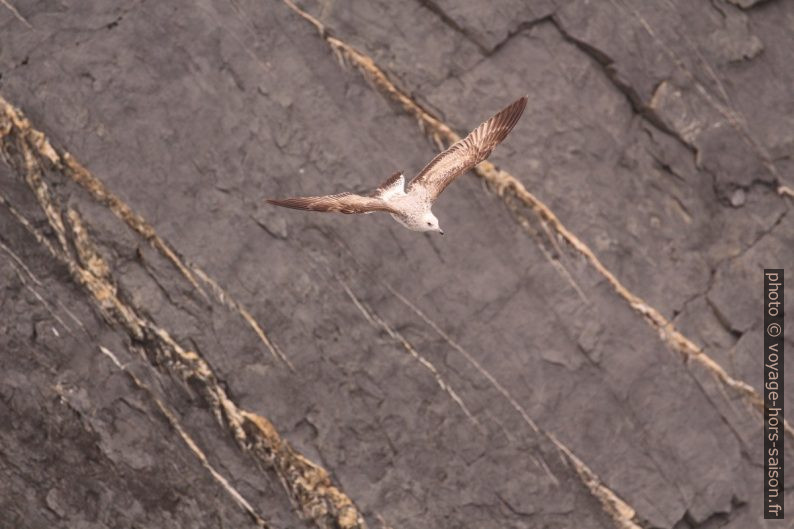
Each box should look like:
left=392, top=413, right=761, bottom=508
left=1, top=1, right=792, bottom=528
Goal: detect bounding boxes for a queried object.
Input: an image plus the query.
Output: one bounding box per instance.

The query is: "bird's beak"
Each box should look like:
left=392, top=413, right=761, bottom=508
left=439, top=229, right=444, bottom=235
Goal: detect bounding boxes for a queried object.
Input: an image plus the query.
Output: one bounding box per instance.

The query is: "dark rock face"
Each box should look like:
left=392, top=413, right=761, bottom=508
left=0, top=1, right=791, bottom=529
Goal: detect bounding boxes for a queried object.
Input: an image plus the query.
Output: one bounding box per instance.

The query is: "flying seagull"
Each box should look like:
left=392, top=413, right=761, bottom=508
left=267, top=96, right=527, bottom=234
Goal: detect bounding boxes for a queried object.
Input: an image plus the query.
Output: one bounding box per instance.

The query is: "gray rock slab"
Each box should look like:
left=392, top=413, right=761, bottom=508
left=1, top=1, right=791, bottom=528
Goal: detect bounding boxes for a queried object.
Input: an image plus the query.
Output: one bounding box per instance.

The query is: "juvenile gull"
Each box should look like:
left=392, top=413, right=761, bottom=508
left=267, top=96, right=527, bottom=234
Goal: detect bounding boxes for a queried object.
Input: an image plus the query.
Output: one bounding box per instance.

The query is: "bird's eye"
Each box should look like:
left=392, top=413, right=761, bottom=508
left=427, top=222, right=432, bottom=226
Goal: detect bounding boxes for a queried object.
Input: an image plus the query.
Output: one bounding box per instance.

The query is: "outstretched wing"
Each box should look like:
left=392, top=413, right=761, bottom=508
left=407, top=96, right=527, bottom=201
left=266, top=192, right=396, bottom=215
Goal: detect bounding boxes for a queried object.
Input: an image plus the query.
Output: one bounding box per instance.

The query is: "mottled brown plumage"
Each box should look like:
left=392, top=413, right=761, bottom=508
left=267, top=96, right=527, bottom=233
left=407, top=96, right=527, bottom=200
left=266, top=192, right=396, bottom=214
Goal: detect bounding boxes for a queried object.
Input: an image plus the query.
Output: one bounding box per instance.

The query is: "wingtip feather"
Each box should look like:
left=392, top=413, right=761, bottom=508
left=266, top=197, right=308, bottom=210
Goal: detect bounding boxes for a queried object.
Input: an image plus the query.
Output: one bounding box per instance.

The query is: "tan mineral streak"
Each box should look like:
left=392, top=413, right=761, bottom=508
left=280, top=0, right=789, bottom=439
left=0, top=92, right=366, bottom=529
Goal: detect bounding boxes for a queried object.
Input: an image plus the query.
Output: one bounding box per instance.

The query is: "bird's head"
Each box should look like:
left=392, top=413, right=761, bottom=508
left=422, top=212, right=444, bottom=235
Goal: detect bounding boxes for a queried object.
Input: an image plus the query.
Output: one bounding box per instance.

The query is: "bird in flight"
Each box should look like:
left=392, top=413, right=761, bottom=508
left=267, top=96, right=527, bottom=234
